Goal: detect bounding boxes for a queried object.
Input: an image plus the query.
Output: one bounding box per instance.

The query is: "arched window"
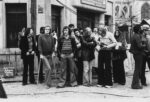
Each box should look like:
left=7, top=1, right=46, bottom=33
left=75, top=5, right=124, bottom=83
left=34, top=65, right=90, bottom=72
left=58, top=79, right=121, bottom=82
left=141, top=2, right=150, bottom=20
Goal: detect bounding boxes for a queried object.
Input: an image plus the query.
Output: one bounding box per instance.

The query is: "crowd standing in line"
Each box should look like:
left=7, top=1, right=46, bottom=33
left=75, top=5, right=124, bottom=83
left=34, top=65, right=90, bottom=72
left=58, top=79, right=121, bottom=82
left=18, top=23, right=150, bottom=90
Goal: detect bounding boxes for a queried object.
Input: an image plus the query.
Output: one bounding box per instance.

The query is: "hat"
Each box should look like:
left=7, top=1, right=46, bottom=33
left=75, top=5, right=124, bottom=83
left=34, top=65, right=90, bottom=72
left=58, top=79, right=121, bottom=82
left=141, top=24, right=150, bottom=30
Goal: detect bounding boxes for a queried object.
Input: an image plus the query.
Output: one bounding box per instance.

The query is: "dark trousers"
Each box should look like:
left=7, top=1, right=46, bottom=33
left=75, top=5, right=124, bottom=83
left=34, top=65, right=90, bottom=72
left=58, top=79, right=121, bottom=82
left=0, top=80, right=7, bottom=98
left=131, top=54, right=144, bottom=88
left=37, top=55, right=44, bottom=83
left=75, top=58, right=83, bottom=85
left=58, top=55, right=78, bottom=87
left=141, top=55, right=150, bottom=84
left=98, top=51, right=112, bottom=86
left=23, top=55, right=35, bottom=84
left=113, top=59, right=126, bottom=84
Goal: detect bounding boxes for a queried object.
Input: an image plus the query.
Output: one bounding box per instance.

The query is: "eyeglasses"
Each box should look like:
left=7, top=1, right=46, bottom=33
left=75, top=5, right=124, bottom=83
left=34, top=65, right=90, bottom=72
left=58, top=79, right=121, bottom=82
left=45, top=29, right=50, bottom=30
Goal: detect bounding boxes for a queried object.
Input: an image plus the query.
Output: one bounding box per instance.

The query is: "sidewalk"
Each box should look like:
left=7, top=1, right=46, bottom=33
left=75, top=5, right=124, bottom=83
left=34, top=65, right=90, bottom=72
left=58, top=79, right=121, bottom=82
left=1, top=71, right=150, bottom=101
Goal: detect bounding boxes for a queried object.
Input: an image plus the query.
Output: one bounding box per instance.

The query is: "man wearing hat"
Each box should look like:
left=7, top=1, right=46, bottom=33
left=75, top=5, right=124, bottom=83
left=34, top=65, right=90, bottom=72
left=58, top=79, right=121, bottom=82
left=141, top=24, right=150, bottom=86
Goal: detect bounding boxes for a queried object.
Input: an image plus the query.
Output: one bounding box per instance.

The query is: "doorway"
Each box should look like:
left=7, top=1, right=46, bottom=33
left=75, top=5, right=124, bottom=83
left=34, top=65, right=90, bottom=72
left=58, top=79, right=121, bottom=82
left=6, top=3, right=27, bottom=48
left=52, top=5, right=61, bottom=37
left=77, top=10, right=95, bottom=30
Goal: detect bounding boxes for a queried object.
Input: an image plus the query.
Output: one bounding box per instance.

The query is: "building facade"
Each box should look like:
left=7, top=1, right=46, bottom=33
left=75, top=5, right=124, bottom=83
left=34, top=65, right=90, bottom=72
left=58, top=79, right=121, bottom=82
left=0, top=0, right=114, bottom=72
left=37, top=0, right=114, bottom=36
left=132, top=0, right=150, bottom=23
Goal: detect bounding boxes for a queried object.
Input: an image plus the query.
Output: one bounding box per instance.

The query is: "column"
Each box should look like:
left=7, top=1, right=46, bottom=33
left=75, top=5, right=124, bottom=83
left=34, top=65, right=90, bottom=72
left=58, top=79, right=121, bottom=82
left=95, top=13, right=105, bottom=28
left=45, top=0, right=51, bottom=26
left=31, top=0, right=37, bottom=34
left=0, top=1, right=3, bottom=48
left=61, top=0, right=77, bottom=28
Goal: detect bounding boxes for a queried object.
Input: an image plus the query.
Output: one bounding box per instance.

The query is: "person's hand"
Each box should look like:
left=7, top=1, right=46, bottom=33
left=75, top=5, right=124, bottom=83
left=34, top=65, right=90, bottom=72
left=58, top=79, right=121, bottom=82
left=61, top=54, right=65, bottom=58
left=52, top=52, right=56, bottom=57
left=40, top=54, right=44, bottom=59
left=26, top=52, right=29, bottom=55
left=31, top=51, right=35, bottom=55
left=70, top=53, right=74, bottom=57
left=77, top=43, right=81, bottom=48
left=101, top=45, right=108, bottom=50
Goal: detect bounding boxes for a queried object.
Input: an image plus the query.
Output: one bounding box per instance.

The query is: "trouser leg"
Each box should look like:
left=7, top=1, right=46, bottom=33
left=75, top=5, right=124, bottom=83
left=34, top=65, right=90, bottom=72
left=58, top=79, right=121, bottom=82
left=131, top=54, right=143, bottom=88
left=23, top=56, right=28, bottom=84
left=83, top=61, right=90, bottom=85
left=28, top=55, right=35, bottom=83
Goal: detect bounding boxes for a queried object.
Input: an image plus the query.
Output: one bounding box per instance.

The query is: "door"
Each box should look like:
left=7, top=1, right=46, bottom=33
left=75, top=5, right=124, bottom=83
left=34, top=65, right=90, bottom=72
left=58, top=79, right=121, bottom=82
left=6, top=3, right=27, bottom=48
left=77, top=10, right=95, bottom=30
left=52, top=6, right=61, bottom=37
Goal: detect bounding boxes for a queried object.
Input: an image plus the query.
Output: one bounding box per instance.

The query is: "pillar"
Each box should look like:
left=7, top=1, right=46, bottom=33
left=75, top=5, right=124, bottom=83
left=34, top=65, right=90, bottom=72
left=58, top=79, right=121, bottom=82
left=36, top=0, right=51, bottom=34
left=0, top=1, right=3, bottom=48
left=31, top=0, right=37, bottom=34
left=95, top=13, right=105, bottom=28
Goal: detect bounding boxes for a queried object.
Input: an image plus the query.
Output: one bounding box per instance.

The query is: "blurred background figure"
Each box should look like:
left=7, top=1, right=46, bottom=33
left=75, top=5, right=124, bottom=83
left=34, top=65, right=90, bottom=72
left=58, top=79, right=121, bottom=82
left=68, top=24, right=75, bottom=38
left=74, top=28, right=83, bottom=85
left=92, top=27, right=100, bottom=69
left=18, top=27, right=26, bottom=48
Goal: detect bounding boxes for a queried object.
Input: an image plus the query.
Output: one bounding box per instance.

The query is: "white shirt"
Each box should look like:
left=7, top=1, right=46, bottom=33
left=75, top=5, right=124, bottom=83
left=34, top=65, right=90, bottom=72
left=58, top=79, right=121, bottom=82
left=100, top=31, right=117, bottom=45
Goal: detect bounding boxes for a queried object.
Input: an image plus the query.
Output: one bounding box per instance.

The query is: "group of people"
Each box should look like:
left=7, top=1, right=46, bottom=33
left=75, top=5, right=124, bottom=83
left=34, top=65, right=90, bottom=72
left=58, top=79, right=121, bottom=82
left=18, top=23, right=149, bottom=90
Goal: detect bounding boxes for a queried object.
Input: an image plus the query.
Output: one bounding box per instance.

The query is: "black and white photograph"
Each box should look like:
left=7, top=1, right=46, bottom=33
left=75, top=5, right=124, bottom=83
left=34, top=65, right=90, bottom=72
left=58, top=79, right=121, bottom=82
left=0, top=0, right=150, bottom=102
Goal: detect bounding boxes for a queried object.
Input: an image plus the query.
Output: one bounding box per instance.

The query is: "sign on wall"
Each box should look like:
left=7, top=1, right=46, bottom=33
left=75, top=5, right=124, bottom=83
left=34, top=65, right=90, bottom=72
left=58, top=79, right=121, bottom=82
left=115, top=1, right=130, bottom=23
left=81, top=0, right=106, bottom=8
left=38, top=5, right=44, bottom=13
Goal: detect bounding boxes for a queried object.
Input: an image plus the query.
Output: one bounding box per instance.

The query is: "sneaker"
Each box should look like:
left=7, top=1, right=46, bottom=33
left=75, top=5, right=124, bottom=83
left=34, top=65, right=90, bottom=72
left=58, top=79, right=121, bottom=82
left=22, top=83, right=28, bottom=86
left=142, top=83, right=147, bottom=86
left=57, top=85, right=65, bottom=88
left=30, top=82, right=36, bottom=84
left=46, top=86, right=51, bottom=89
left=105, top=85, right=112, bottom=88
left=131, top=86, right=143, bottom=89
left=118, top=82, right=125, bottom=85
left=97, top=84, right=104, bottom=87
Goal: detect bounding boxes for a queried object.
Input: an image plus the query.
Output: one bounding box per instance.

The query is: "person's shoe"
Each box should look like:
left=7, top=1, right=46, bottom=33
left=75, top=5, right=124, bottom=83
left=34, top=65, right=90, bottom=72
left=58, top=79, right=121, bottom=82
left=57, top=85, right=65, bottom=88
left=30, top=82, right=36, bottom=84
left=39, top=80, right=44, bottom=83
left=118, top=82, right=125, bottom=85
left=142, top=83, right=147, bottom=86
left=65, top=83, right=72, bottom=87
left=46, top=85, right=51, bottom=89
left=97, top=84, right=104, bottom=87
left=22, top=83, right=28, bottom=86
left=83, top=83, right=90, bottom=87
left=131, top=86, right=143, bottom=89
left=105, top=85, right=112, bottom=88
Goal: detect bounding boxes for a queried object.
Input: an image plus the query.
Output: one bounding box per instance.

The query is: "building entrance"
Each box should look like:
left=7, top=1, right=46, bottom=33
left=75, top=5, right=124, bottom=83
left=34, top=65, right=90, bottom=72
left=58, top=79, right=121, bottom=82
left=77, top=10, right=95, bottom=30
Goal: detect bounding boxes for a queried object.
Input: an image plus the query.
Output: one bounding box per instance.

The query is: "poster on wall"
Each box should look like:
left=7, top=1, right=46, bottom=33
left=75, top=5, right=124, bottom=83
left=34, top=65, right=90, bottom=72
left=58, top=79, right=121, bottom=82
left=115, top=1, right=130, bottom=23
left=38, top=5, right=44, bottom=13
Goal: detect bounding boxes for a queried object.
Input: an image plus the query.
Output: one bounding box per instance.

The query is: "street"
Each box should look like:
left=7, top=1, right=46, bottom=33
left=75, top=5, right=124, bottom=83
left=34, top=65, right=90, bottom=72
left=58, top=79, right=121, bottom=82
left=0, top=71, right=150, bottom=102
